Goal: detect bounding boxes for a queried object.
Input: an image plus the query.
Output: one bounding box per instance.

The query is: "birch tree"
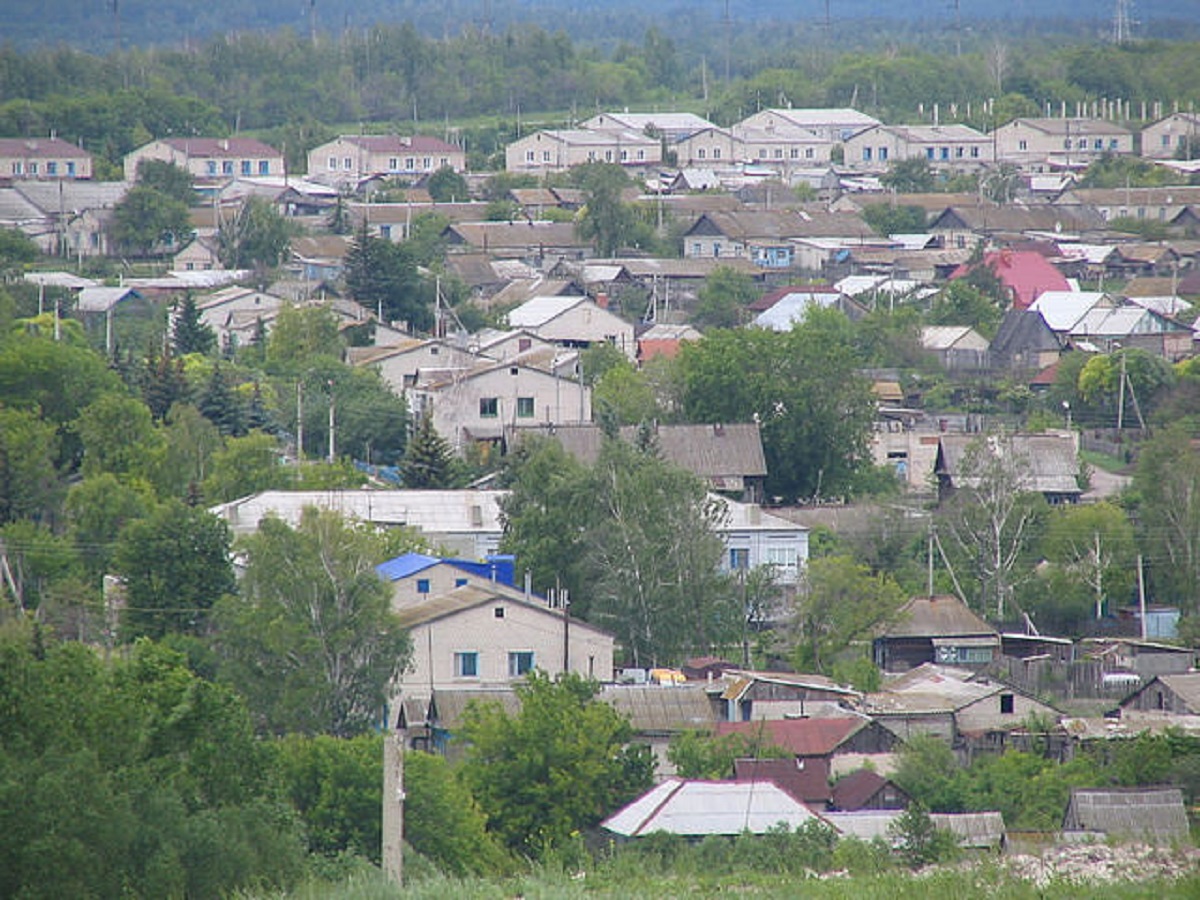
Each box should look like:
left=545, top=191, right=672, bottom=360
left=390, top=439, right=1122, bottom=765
left=1043, top=501, right=1135, bottom=620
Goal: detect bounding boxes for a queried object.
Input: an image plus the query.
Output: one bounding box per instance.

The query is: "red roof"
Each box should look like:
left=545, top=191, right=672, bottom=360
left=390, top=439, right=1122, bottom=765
left=734, top=757, right=832, bottom=804
left=163, top=137, right=282, bottom=159
left=343, top=134, right=460, bottom=155
left=949, top=250, right=1070, bottom=310
left=0, top=137, right=91, bottom=159
left=715, top=717, right=864, bottom=757
left=1030, top=360, right=1060, bottom=387
left=830, top=769, right=902, bottom=811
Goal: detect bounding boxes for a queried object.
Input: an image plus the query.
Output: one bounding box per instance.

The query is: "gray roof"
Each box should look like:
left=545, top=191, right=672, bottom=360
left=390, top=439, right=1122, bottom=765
left=1062, top=787, right=1188, bottom=842
left=884, top=595, right=997, bottom=639
left=15, top=180, right=128, bottom=212
left=937, top=433, right=1081, bottom=497
left=824, top=810, right=1005, bottom=847
left=429, top=687, right=521, bottom=731
left=517, top=422, right=767, bottom=480
left=599, top=684, right=716, bottom=733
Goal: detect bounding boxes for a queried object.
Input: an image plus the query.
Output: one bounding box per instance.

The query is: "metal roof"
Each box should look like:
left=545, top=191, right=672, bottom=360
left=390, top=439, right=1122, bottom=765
left=1063, top=788, right=1188, bottom=843
left=716, top=717, right=867, bottom=757
left=599, top=684, right=716, bottom=733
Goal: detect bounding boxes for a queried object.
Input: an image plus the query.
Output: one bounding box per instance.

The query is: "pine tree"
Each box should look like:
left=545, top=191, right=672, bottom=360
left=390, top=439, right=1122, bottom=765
left=142, top=351, right=189, bottom=421
left=172, top=293, right=216, bottom=356
left=400, top=412, right=455, bottom=488
left=198, top=365, right=246, bottom=437
left=245, top=381, right=271, bottom=433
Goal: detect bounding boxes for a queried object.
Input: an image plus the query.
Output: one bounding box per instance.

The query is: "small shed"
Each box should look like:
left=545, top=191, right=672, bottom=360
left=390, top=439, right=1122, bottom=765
left=874, top=594, right=1000, bottom=672
left=1119, top=672, right=1200, bottom=716
left=830, top=769, right=910, bottom=812
left=1062, top=787, right=1189, bottom=844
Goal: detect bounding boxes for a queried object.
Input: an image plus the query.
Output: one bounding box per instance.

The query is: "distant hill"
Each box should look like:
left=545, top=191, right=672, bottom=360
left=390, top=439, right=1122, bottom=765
left=11, top=0, right=1200, bottom=53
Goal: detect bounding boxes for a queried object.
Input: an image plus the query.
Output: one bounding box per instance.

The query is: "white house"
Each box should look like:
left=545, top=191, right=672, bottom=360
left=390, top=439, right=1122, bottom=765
left=1141, top=113, right=1200, bottom=160
left=579, top=112, right=715, bottom=143
left=123, top=137, right=285, bottom=181
left=505, top=129, right=660, bottom=174
left=306, top=134, right=465, bottom=184
left=352, top=338, right=483, bottom=397
left=393, top=582, right=615, bottom=691
left=718, top=496, right=809, bottom=587
left=992, top=117, right=1134, bottom=167
left=506, top=295, right=636, bottom=359
left=844, top=124, right=994, bottom=171
left=736, top=108, right=881, bottom=144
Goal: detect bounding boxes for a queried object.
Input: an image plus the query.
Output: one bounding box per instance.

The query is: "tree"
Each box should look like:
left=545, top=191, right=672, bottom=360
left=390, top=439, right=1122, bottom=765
left=400, top=411, right=457, bottom=488
left=927, top=279, right=1003, bottom=338
left=938, top=433, right=1048, bottom=620
left=111, top=184, right=192, bottom=256
left=342, top=222, right=432, bottom=331
left=1133, top=424, right=1200, bottom=616
left=889, top=803, right=960, bottom=868
left=667, top=728, right=788, bottom=780
left=134, top=158, right=195, bottom=203
left=202, top=431, right=288, bottom=503
left=141, top=350, right=189, bottom=420
left=64, top=474, right=150, bottom=580
left=0, top=406, right=59, bottom=525
left=74, top=393, right=163, bottom=482
left=172, top=293, right=217, bottom=356
left=861, top=203, right=927, bottom=236
left=790, top=555, right=906, bottom=674
left=587, top=439, right=738, bottom=666
left=217, top=196, right=296, bottom=270
left=573, top=162, right=641, bottom=257
left=214, top=507, right=410, bottom=737
left=113, top=501, right=236, bottom=640
left=677, top=310, right=876, bottom=502
left=426, top=166, right=469, bottom=202
left=1043, top=501, right=1136, bottom=621
left=592, top=360, right=660, bottom=426
left=891, top=735, right=966, bottom=812
left=880, top=157, right=936, bottom=193
left=265, top=304, right=342, bottom=372
left=692, top=266, right=758, bottom=330
left=458, top=671, right=654, bottom=859
left=198, top=364, right=246, bottom=436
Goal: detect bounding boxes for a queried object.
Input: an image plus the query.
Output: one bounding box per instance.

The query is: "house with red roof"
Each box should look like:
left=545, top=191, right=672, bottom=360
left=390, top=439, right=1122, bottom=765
left=306, top=134, right=466, bottom=185
left=124, top=137, right=285, bottom=182
left=715, top=716, right=899, bottom=764
left=948, top=249, right=1071, bottom=310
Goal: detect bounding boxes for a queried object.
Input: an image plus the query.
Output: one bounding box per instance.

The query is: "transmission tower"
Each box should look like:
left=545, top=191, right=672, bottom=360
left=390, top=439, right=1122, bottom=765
left=1112, top=0, right=1133, bottom=44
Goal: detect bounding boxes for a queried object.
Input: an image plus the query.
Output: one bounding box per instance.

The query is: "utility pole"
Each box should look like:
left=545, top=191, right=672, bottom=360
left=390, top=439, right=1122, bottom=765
left=381, top=729, right=404, bottom=887
left=296, top=381, right=304, bottom=463
left=1137, top=553, right=1147, bottom=639
left=1116, top=347, right=1127, bottom=434
left=327, top=379, right=336, bottom=463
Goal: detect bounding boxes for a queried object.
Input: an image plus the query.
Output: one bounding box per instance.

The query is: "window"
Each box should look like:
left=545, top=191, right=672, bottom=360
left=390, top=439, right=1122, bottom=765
left=940, top=147, right=950, bottom=160
left=343, top=157, right=353, bottom=170
left=542, top=151, right=551, bottom=162
left=526, top=150, right=535, bottom=162
left=587, top=151, right=596, bottom=161
left=620, top=150, right=629, bottom=161
left=417, top=579, right=430, bottom=594
left=766, top=546, right=796, bottom=571
left=879, top=147, right=888, bottom=161
left=493, top=606, right=504, bottom=617
left=729, top=548, right=750, bottom=570
left=1077, top=139, right=1087, bottom=149
left=1094, top=139, right=1103, bottom=151
left=805, top=148, right=814, bottom=159
left=955, top=146, right=964, bottom=158
left=1063, top=138, right=1072, bottom=149
left=259, top=160, right=269, bottom=175
left=455, top=652, right=479, bottom=678
left=66, top=161, right=75, bottom=177
left=516, top=397, right=535, bottom=418
left=1018, top=140, right=1028, bottom=151
left=328, top=156, right=338, bottom=170
left=713, top=243, right=721, bottom=257
left=774, top=148, right=783, bottom=159
left=206, top=160, right=217, bottom=176
left=863, top=147, right=873, bottom=161
left=405, top=158, right=414, bottom=169
left=388, top=157, right=398, bottom=170
left=456, top=578, right=469, bottom=587
left=46, top=162, right=57, bottom=175
left=970, top=146, right=980, bottom=158
left=697, top=148, right=706, bottom=160
left=999, top=693, right=1015, bottom=714
left=379, top=225, right=391, bottom=240
left=925, top=148, right=935, bottom=160
left=479, top=397, right=498, bottom=418
left=440, top=157, right=448, bottom=167
left=604, top=150, right=613, bottom=162
left=1109, top=139, right=1119, bottom=150
left=713, top=148, right=721, bottom=159
left=222, top=161, right=233, bottom=175
left=28, top=162, right=37, bottom=175
left=518, top=337, right=532, bottom=352
left=692, top=242, right=702, bottom=256
left=790, top=148, right=799, bottom=159
left=422, top=157, right=431, bottom=169
left=637, top=150, right=645, bottom=160
left=508, top=651, right=534, bottom=677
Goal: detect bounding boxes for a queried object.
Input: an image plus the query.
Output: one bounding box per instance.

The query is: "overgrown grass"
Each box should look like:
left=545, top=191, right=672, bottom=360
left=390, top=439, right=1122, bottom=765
left=1080, top=448, right=1131, bottom=475
left=260, top=859, right=1200, bottom=900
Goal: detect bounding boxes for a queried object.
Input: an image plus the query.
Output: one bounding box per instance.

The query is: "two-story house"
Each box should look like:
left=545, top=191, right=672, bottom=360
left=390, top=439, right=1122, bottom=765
left=123, top=137, right=285, bottom=182
left=844, top=124, right=994, bottom=171
left=306, top=134, right=465, bottom=185
left=0, top=137, right=93, bottom=180
left=1141, top=112, right=1200, bottom=160
left=992, top=117, right=1134, bottom=168
left=504, top=129, right=660, bottom=174
left=736, top=108, right=881, bottom=145
left=505, top=294, right=636, bottom=359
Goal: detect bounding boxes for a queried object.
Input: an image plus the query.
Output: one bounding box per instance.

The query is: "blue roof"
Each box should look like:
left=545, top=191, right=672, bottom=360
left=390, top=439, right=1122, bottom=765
left=376, top=552, right=441, bottom=581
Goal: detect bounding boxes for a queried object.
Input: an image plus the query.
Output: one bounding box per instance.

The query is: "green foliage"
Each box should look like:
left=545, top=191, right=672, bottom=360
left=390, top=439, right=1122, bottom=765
left=1079, top=154, right=1187, bottom=189
left=114, top=501, right=236, bottom=640
left=458, top=671, right=654, bottom=859
left=791, top=555, right=906, bottom=674
left=928, top=280, right=1003, bottom=338
left=861, top=204, right=928, bottom=237
left=218, top=196, right=297, bottom=270
left=889, top=803, right=960, bottom=869
left=400, top=411, right=459, bottom=488
left=74, top=392, right=163, bottom=482
left=343, top=223, right=433, bottom=332
left=64, top=473, right=151, bottom=580
left=573, top=163, right=646, bottom=257
left=215, top=507, right=409, bottom=737
left=0, top=405, right=60, bottom=525
left=426, top=166, right=470, bottom=203
left=666, top=728, right=789, bottom=780
left=273, top=733, right=384, bottom=862
left=0, top=228, right=40, bottom=274
left=135, top=158, right=195, bottom=203
left=0, top=622, right=306, bottom=899
left=678, top=310, right=876, bottom=502
left=266, top=304, right=343, bottom=371
left=1040, top=501, right=1136, bottom=623
left=692, top=266, right=758, bottom=330
left=198, top=363, right=246, bottom=436
left=403, top=750, right=511, bottom=876
left=172, top=293, right=217, bottom=356
left=111, top=184, right=193, bottom=256
left=592, top=360, right=660, bottom=427
left=1132, top=424, right=1200, bottom=617
left=831, top=653, right=883, bottom=692
left=881, top=158, right=936, bottom=193
left=202, top=430, right=289, bottom=503
left=892, top=736, right=966, bottom=813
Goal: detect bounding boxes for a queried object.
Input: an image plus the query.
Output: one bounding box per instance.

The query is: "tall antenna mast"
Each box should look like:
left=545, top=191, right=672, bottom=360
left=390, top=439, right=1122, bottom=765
left=1112, top=0, right=1133, bottom=44
left=721, top=0, right=732, bottom=84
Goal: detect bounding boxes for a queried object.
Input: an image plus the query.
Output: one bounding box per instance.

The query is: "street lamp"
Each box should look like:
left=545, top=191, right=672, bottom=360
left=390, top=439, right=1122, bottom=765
left=1062, top=399, right=1072, bottom=430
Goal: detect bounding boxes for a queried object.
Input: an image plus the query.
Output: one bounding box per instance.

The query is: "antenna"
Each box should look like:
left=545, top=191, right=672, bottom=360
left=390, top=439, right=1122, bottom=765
left=721, top=0, right=732, bottom=84
left=1112, top=0, right=1134, bottom=44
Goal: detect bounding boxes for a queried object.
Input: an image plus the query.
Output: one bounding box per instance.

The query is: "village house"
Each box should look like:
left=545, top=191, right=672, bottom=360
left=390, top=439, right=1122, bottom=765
left=123, top=137, right=285, bottom=182
left=1063, top=184, right=1200, bottom=225
left=352, top=338, right=484, bottom=397
left=376, top=551, right=517, bottom=609
left=0, top=137, right=93, bottom=180
left=172, top=235, right=222, bottom=272
left=715, top=671, right=860, bottom=722
left=732, top=758, right=834, bottom=808
left=920, top=325, right=990, bottom=371
left=600, top=684, right=717, bottom=777
left=505, top=294, right=636, bottom=358
left=934, top=432, right=1082, bottom=506
left=442, top=220, right=590, bottom=263
left=716, top=716, right=899, bottom=778
left=730, top=121, right=833, bottom=171
left=305, top=134, right=465, bottom=186
left=673, top=126, right=740, bottom=168
left=1141, top=112, right=1200, bottom=160
left=0, top=180, right=127, bottom=257
left=988, top=309, right=1070, bottom=372
left=504, top=129, right=660, bottom=174
left=843, top=124, right=994, bottom=171
left=1061, top=787, right=1189, bottom=844
left=681, top=209, right=871, bottom=262
left=579, top=111, right=716, bottom=143
left=829, top=769, right=911, bottom=812
left=1118, top=672, right=1200, bottom=715
left=392, top=582, right=615, bottom=693
left=992, top=117, right=1134, bottom=168
left=736, top=108, right=881, bottom=145
left=874, top=594, right=1001, bottom=673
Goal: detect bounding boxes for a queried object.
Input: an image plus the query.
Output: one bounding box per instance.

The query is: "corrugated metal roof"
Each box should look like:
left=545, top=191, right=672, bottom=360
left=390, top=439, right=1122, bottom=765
left=715, top=717, right=865, bottom=757
left=1063, top=788, right=1188, bottom=842
left=602, top=778, right=828, bottom=837
left=599, top=684, right=716, bottom=733
left=375, top=552, right=441, bottom=581
left=734, top=758, right=832, bottom=804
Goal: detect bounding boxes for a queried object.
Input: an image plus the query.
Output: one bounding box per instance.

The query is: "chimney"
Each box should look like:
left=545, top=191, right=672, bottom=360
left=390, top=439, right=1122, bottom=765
left=595, top=292, right=609, bottom=309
